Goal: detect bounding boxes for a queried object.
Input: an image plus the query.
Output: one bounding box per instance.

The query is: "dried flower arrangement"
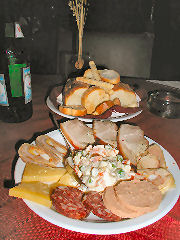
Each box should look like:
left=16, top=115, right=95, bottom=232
left=69, top=0, right=88, bottom=69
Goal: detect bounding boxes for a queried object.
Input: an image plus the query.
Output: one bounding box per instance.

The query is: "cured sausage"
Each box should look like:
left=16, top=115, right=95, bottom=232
left=51, top=186, right=90, bottom=220
left=83, top=191, right=121, bottom=221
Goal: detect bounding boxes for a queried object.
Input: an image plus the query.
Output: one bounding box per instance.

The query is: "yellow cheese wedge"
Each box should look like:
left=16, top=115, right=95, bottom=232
left=57, top=172, right=80, bottom=187
left=9, top=182, right=52, bottom=207
left=22, top=163, right=67, bottom=183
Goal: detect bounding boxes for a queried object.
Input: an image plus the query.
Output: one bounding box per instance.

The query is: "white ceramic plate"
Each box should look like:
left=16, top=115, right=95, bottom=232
left=14, top=130, right=180, bottom=235
left=46, top=96, right=142, bottom=122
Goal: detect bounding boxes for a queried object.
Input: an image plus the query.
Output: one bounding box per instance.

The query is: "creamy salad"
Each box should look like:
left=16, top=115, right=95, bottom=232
left=67, top=145, right=135, bottom=192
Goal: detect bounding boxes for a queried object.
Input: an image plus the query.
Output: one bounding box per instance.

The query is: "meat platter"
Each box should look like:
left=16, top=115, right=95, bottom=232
left=13, top=124, right=180, bottom=235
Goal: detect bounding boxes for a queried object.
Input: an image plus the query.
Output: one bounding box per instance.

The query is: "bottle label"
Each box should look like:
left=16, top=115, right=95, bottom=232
left=23, top=67, right=32, bottom=104
left=9, top=64, right=26, bottom=97
left=15, top=23, right=24, bottom=38
left=0, top=74, right=9, bottom=106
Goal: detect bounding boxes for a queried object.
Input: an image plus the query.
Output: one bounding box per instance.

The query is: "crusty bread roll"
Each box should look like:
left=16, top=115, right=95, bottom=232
left=84, top=69, right=120, bottom=85
left=81, top=86, right=110, bottom=114
left=64, top=84, right=89, bottom=106
left=110, top=83, right=138, bottom=108
left=92, top=100, right=114, bottom=115
left=59, top=105, right=87, bottom=116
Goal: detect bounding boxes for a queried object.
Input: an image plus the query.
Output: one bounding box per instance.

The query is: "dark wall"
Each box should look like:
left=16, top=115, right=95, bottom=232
left=1, top=0, right=180, bottom=80
left=85, top=0, right=152, bottom=33
left=151, top=0, right=180, bottom=80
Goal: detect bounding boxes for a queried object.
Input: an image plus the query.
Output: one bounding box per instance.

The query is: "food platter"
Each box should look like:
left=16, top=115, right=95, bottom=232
left=46, top=95, right=142, bottom=123
left=14, top=129, right=180, bottom=235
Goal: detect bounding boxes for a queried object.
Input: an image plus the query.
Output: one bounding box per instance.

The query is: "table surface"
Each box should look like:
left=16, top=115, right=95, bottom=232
left=0, top=75, right=179, bottom=240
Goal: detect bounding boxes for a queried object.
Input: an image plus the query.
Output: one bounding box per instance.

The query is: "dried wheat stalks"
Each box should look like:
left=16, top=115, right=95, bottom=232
left=69, top=0, right=88, bottom=69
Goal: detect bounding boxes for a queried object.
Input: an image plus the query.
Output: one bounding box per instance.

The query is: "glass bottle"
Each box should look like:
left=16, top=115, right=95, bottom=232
left=0, top=21, right=33, bottom=123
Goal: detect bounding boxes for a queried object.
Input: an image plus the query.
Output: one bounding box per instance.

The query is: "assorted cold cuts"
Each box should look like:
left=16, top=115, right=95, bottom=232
left=51, top=186, right=121, bottom=221
left=51, top=180, right=163, bottom=221
left=51, top=186, right=91, bottom=220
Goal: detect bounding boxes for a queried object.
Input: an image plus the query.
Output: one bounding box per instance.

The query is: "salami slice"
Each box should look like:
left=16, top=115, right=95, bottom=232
left=83, top=191, right=121, bottom=222
left=51, top=186, right=91, bottom=220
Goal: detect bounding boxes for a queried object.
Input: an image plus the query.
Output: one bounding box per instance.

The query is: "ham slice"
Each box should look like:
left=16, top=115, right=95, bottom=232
left=60, top=119, right=95, bottom=150
left=147, top=143, right=166, bottom=168
left=92, top=120, right=118, bottom=148
left=137, top=143, right=166, bottom=169
left=117, top=124, right=149, bottom=165
left=137, top=168, right=175, bottom=194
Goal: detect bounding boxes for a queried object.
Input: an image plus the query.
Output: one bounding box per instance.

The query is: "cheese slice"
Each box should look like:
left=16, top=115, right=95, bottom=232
left=57, top=172, right=80, bottom=187
left=22, top=163, right=67, bottom=183
left=9, top=182, right=52, bottom=207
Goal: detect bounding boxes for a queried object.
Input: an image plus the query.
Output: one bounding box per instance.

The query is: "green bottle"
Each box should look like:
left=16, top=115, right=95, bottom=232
left=0, top=22, right=33, bottom=123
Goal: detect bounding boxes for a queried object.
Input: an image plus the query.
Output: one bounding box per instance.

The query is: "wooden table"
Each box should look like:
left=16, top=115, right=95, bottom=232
left=0, top=75, right=179, bottom=239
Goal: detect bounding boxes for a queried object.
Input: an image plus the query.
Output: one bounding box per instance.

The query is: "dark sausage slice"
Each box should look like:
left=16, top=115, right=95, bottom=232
left=83, top=191, right=121, bottom=222
left=51, top=186, right=91, bottom=220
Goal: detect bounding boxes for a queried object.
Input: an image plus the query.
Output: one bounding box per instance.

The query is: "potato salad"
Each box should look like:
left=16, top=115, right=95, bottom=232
left=68, top=145, right=135, bottom=192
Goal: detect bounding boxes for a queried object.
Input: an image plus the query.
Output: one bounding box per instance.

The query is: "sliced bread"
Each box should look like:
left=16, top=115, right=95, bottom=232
left=76, top=77, right=114, bottom=93
left=64, top=84, right=89, bottom=106
left=110, top=83, right=138, bottom=108
left=59, top=105, right=87, bottom=116
left=81, top=86, right=110, bottom=114
left=92, top=100, right=114, bottom=115
left=84, top=69, right=120, bottom=84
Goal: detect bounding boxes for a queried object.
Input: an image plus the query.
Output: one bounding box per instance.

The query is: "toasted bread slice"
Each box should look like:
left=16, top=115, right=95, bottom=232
left=113, top=97, right=121, bottom=106
left=64, top=84, right=89, bottom=106
left=76, top=77, right=114, bottom=93
left=81, top=86, right=110, bottom=114
left=84, top=69, right=120, bottom=84
left=100, top=69, right=120, bottom=84
left=92, top=100, right=114, bottom=115
left=110, top=83, right=138, bottom=108
left=59, top=105, right=87, bottom=116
